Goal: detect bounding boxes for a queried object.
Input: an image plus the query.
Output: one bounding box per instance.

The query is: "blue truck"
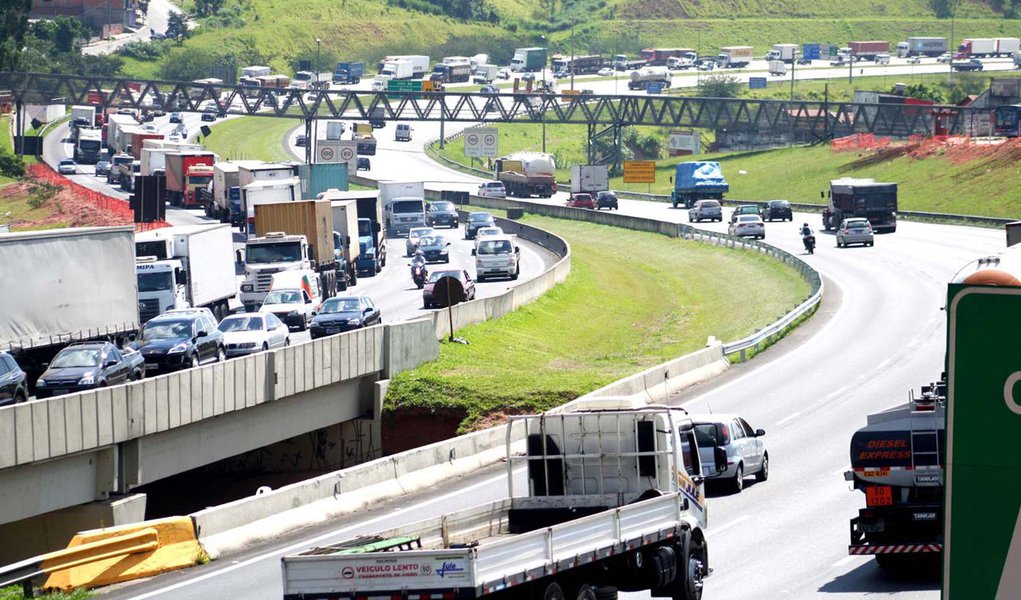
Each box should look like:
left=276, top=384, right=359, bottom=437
left=670, top=161, right=729, bottom=209
left=333, top=62, right=364, bottom=85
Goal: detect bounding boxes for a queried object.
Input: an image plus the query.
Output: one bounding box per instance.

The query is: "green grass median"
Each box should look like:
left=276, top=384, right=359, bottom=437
left=200, top=117, right=301, bottom=162
left=385, top=214, right=810, bottom=432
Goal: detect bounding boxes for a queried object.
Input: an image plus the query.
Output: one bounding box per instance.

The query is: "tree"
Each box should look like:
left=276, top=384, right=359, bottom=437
left=51, top=16, right=87, bottom=54
left=0, top=0, right=33, bottom=71
left=698, top=74, right=742, bottom=98
left=166, top=13, right=189, bottom=43
left=159, top=47, right=218, bottom=81
left=194, top=0, right=226, bottom=17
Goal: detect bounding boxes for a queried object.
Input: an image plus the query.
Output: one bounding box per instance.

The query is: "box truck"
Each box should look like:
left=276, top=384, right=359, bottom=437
left=510, top=47, right=548, bottom=72
left=716, top=46, right=754, bottom=68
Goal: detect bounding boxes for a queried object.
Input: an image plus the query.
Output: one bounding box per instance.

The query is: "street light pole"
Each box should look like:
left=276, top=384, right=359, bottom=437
left=570, top=23, right=575, bottom=91
left=313, top=38, right=321, bottom=160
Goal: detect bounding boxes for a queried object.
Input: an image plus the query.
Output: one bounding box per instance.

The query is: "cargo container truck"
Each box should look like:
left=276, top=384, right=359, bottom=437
left=551, top=54, right=605, bottom=76
left=640, top=48, right=690, bottom=66
left=240, top=230, right=317, bottom=312
left=670, top=161, right=729, bottom=209
left=996, top=37, right=1021, bottom=56
left=430, top=62, right=472, bottom=83
left=74, top=127, right=103, bottom=164
left=209, top=160, right=264, bottom=224
left=766, top=44, right=799, bottom=63
left=822, top=178, right=897, bottom=233
left=895, top=37, right=947, bottom=58
left=768, top=60, right=787, bottom=76
left=165, top=151, right=216, bottom=208
left=242, top=178, right=301, bottom=236
left=473, top=64, right=500, bottom=83
left=375, top=55, right=431, bottom=77
left=317, top=194, right=361, bottom=290
left=134, top=224, right=237, bottom=323
left=510, top=47, right=548, bottom=72
left=716, top=46, right=753, bottom=68
left=281, top=397, right=711, bottom=600
left=130, top=131, right=165, bottom=160
left=70, top=105, right=97, bottom=133
left=849, top=41, right=890, bottom=61
left=570, top=165, right=609, bottom=195
left=495, top=153, right=557, bottom=198
left=379, top=181, right=427, bottom=237
left=332, top=61, right=364, bottom=85
left=0, top=227, right=139, bottom=382
left=353, top=123, right=377, bottom=156
left=253, top=199, right=338, bottom=300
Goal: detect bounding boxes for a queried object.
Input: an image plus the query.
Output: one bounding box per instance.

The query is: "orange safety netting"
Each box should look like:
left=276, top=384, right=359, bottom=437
left=27, top=163, right=169, bottom=232
left=829, top=133, right=894, bottom=151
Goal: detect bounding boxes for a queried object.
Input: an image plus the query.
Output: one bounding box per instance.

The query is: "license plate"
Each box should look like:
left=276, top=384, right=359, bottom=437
left=866, top=485, right=894, bottom=507
left=863, top=468, right=890, bottom=478
left=51, top=389, right=68, bottom=395
left=145, top=364, right=159, bottom=371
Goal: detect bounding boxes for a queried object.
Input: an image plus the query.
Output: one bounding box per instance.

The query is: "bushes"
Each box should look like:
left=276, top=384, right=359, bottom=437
left=118, top=39, right=171, bottom=60
left=0, top=151, right=25, bottom=178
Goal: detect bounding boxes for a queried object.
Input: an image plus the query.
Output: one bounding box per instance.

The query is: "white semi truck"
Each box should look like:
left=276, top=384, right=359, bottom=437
left=281, top=397, right=712, bottom=600
left=240, top=232, right=316, bottom=312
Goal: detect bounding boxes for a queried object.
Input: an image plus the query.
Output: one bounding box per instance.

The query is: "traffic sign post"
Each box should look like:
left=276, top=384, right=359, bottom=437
left=463, top=127, right=498, bottom=158
left=623, top=160, right=656, bottom=184
left=945, top=284, right=1021, bottom=598
left=387, top=80, right=424, bottom=100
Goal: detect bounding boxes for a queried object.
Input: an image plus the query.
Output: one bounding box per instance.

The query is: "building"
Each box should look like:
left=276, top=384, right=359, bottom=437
left=31, top=0, right=137, bottom=36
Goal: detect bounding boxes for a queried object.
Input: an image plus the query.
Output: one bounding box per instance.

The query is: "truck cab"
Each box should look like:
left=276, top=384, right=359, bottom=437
left=240, top=232, right=313, bottom=312
left=384, top=196, right=427, bottom=237
left=259, top=269, right=322, bottom=330
left=472, top=234, right=520, bottom=281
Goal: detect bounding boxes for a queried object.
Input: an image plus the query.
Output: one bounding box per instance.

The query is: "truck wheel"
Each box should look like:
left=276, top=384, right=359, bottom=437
left=338, top=275, right=348, bottom=292
left=681, top=535, right=708, bottom=600
left=576, top=584, right=598, bottom=600
left=595, top=587, right=617, bottom=600
left=350, top=269, right=357, bottom=286
left=543, top=582, right=565, bottom=600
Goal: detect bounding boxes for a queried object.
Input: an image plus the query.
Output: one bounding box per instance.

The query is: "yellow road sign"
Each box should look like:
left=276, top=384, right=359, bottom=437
left=623, top=160, right=656, bottom=183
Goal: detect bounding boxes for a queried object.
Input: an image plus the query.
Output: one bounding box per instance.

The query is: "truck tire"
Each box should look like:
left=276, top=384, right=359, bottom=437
left=595, top=587, right=618, bottom=600
left=350, top=268, right=357, bottom=286
left=543, top=582, right=565, bottom=600
left=576, top=584, right=598, bottom=600
left=680, top=535, right=708, bottom=600
left=338, top=275, right=348, bottom=292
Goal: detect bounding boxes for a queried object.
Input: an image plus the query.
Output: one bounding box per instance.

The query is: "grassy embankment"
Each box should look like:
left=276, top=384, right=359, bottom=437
left=385, top=214, right=810, bottom=431
left=0, top=584, right=91, bottom=600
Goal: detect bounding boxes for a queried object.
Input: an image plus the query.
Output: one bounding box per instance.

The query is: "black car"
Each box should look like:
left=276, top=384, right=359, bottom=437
left=418, top=235, right=451, bottom=263
left=357, top=157, right=371, bottom=171
left=201, top=111, right=216, bottom=122
left=295, top=134, right=308, bottom=147
left=0, top=351, right=28, bottom=406
left=34, top=342, right=144, bottom=399
left=130, top=309, right=225, bottom=374
left=465, top=211, right=496, bottom=240
left=596, top=191, right=619, bottom=210
left=309, top=296, right=382, bottom=339
left=760, top=199, right=793, bottom=222
left=427, top=200, right=459, bottom=228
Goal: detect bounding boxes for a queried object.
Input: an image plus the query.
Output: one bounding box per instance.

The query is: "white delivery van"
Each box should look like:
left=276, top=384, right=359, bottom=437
left=473, top=234, right=520, bottom=281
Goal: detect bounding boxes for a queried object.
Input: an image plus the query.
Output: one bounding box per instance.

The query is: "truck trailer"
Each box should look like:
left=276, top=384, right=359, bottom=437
left=253, top=199, right=338, bottom=299
left=511, top=47, right=548, bottom=72
left=495, top=153, right=557, bottom=199
left=849, top=41, right=890, bottom=61
left=165, top=151, right=216, bottom=208
left=134, top=224, right=237, bottom=323
left=570, top=164, right=609, bottom=194
left=895, top=37, right=947, bottom=58
left=822, top=178, right=897, bottom=233
left=628, top=66, right=671, bottom=90
left=640, top=48, right=690, bottom=66
left=430, top=63, right=472, bottom=83
left=333, top=62, right=364, bottom=84
left=671, top=161, right=729, bottom=208
left=281, top=397, right=711, bottom=600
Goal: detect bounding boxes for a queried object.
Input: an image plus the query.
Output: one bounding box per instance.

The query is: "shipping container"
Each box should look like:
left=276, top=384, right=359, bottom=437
left=253, top=199, right=335, bottom=268
left=298, top=162, right=349, bottom=199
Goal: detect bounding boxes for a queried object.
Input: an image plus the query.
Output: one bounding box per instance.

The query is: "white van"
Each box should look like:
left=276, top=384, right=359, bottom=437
left=472, top=234, right=520, bottom=281
left=258, top=269, right=323, bottom=330
left=395, top=123, right=412, bottom=141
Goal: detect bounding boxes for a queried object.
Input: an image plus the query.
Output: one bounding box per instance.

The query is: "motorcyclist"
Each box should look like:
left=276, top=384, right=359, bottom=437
left=411, top=249, right=428, bottom=286
left=800, top=222, right=816, bottom=253
left=800, top=222, right=813, bottom=238
left=411, top=248, right=426, bottom=268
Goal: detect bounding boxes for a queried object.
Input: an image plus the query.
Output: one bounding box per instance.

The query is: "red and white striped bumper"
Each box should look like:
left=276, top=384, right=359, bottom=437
left=849, top=544, right=942, bottom=555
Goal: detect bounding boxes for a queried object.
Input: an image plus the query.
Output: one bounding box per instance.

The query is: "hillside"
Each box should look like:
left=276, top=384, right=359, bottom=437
left=117, top=0, right=1019, bottom=80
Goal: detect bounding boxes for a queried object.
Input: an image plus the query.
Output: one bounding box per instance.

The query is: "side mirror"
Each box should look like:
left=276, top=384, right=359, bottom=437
left=196, top=331, right=208, bottom=339
left=446, top=241, right=451, bottom=246
left=363, top=307, right=372, bottom=314
left=103, top=360, right=117, bottom=368
left=714, top=447, right=728, bottom=473
left=515, top=247, right=520, bottom=253
left=311, top=311, right=317, bottom=316
left=471, top=249, right=476, bottom=256
left=755, top=428, right=766, bottom=437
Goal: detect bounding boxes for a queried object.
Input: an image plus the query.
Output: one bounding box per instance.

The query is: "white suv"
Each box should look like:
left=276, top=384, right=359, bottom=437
left=477, top=181, right=507, bottom=198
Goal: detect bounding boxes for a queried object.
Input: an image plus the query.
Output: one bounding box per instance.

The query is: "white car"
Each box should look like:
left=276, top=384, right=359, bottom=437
left=477, top=180, right=507, bottom=198
left=217, top=313, right=290, bottom=357
left=406, top=226, right=436, bottom=257
left=57, top=158, right=77, bottom=175
left=936, top=52, right=953, bottom=63
left=597, top=67, right=614, bottom=77
left=473, top=226, right=505, bottom=250
left=728, top=214, right=765, bottom=239
left=497, top=67, right=511, bottom=80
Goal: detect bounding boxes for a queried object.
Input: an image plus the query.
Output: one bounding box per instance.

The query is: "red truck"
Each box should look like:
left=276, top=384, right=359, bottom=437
left=130, top=131, right=165, bottom=160
left=165, top=152, right=216, bottom=208
left=849, top=41, right=890, bottom=61
left=640, top=48, right=689, bottom=66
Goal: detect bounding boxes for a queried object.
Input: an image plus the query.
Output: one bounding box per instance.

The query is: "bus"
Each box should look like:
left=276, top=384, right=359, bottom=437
left=993, top=104, right=1021, bottom=137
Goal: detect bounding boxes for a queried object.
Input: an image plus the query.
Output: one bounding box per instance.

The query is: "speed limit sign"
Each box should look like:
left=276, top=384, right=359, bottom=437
left=339, top=146, right=356, bottom=162
left=464, top=127, right=498, bottom=158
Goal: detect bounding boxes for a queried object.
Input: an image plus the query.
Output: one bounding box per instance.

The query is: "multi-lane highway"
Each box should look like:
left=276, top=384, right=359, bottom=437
left=35, top=64, right=1012, bottom=598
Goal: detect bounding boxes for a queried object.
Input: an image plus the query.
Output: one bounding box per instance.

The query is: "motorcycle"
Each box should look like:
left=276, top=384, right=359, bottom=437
left=803, top=234, right=816, bottom=254
left=411, top=261, right=428, bottom=289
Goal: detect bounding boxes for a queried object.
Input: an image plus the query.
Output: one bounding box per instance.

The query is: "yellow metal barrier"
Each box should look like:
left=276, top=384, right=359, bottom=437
left=43, top=516, right=202, bottom=591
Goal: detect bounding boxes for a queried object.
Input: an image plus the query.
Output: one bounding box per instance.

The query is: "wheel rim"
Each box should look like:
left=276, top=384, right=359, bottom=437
left=218, top=348, right=225, bottom=362
left=687, top=540, right=707, bottom=598
left=735, top=464, right=744, bottom=491
left=762, top=455, right=769, bottom=478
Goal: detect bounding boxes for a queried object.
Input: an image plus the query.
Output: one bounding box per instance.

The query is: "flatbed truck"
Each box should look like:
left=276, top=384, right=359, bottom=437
left=281, top=397, right=712, bottom=600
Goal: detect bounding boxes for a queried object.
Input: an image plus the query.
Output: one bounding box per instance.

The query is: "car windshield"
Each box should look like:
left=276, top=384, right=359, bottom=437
left=702, top=201, right=720, bottom=208
left=410, top=229, right=433, bottom=239
left=51, top=348, right=101, bottom=368
left=478, top=240, right=512, bottom=255
left=478, top=228, right=502, bottom=237
left=218, top=316, right=265, bottom=332
left=246, top=242, right=303, bottom=264
left=60, top=160, right=74, bottom=166
left=470, top=213, right=492, bottom=223
left=419, top=236, right=440, bottom=247
left=428, top=271, right=460, bottom=283
left=847, top=221, right=870, bottom=228
left=137, top=271, right=174, bottom=292
left=264, top=290, right=302, bottom=304
left=430, top=202, right=454, bottom=212
left=321, top=298, right=363, bottom=313
left=141, top=320, right=192, bottom=340
left=693, top=423, right=720, bottom=448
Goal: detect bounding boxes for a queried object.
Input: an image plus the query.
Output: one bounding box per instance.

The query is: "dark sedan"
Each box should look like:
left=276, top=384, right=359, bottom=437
left=596, top=191, right=618, bottom=210
left=0, top=351, right=28, bottom=406
left=760, top=199, right=793, bottom=222
left=309, top=296, right=382, bottom=339
left=423, top=270, right=476, bottom=309
left=427, top=201, right=459, bottom=229
left=34, top=342, right=144, bottom=399
left=94, top=160, right=112, bottom=176
left=465, top=212, right=496, bottom=240
left=418, top=235, right=451, bottom=263
left=130, top=310, right=225, bottom=374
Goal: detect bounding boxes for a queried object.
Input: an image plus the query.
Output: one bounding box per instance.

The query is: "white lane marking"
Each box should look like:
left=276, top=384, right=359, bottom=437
left=875, top=358, right=892, bottom=371
left=832, top=555, right=860, bottom=569
left=775, top=411, right=802, bottom=427
left=814, top=385, right=850, bottom=406
left=706, top=515, right=751, bottom=538
left=123, top=471, right=511, bottom=599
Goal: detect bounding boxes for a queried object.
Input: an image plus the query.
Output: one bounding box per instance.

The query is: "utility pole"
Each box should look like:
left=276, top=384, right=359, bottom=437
left=790, top=43, right=796, bottom=101
left=313, top=38, right=321, bottom=160
left=570, top=23, right=575, bottom=91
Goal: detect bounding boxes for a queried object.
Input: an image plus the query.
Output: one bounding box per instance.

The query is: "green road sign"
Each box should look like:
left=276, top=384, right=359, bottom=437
left=945, top=284, right=1021, bottom=598
left=387, top=80, right=423, bottom=100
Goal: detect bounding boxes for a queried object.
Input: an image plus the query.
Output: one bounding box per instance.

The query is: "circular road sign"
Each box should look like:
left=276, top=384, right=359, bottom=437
left=466, top=133, right=479, bottom=145
left=339, top=146, right=356, bottom=162
left=319, top=146, right=335, bottom=161
left=483, top=133, right=496, bottom=145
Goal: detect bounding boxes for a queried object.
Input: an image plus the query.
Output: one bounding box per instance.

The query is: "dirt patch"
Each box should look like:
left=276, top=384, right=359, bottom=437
left=1, top=179, right=134, bottom=230
left=838, top=137, right=1021, bottom=171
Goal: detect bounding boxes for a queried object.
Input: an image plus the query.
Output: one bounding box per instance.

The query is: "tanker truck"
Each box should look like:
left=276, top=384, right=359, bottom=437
left=494, top=152, right=557, bottom=198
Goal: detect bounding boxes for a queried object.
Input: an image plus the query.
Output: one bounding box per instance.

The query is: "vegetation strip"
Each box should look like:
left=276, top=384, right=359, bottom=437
left=385, top=214, right=810, bottom=432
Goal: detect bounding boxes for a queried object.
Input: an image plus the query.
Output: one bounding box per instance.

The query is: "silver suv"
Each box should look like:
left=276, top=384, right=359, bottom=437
left=691, top=413, right=768, bottom=493
left=688, top=199, right=722, bottom=223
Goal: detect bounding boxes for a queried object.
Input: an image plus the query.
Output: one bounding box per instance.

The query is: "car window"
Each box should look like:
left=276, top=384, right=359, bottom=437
left=738, top=417, right=755, bottom=435
left=266, top=313, right=283, bottom=328
left=108, top=346, right=123, bottom=362
left=0, top=356, right=10, bottom=374
left=730, top=419, right=747, bottom=439
left=693, top=423, right=719, bottom=447
left=680, top=431, right=700, bottom=476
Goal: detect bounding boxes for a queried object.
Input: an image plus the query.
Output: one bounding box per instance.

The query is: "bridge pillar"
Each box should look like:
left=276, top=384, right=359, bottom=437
left=587, top=122, right=623, bottom=176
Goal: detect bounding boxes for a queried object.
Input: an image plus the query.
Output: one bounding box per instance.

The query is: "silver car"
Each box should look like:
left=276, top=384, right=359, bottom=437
left=728, top=214, right=765, bottom=239
left=836, top=217, right=874, bottom=247
left=691, top=413, right=768, bottom=493
left=688, top=199, right=722, bottom=223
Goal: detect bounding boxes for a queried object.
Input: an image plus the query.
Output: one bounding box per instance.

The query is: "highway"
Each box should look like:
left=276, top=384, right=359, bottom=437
left=34, top=64, right=1012, bottom=598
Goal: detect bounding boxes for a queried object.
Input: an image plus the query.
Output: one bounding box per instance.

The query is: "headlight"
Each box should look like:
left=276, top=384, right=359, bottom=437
left=287, top=310, right=299, bottom=317
left=347, top=318, right=361, bottom=325
left=36, top=379, right=47, bottom=387
left=168, top=342, right=189, bottom=353
left=439, top=249, right=448, bottom=255
left=79, top=374, right=95, bottom=385
left=241, top=284, right=253, bottom=292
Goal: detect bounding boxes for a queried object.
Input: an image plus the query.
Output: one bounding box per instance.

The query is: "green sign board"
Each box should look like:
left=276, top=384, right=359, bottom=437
left=387, top=80, right=423, bottom=100
left=945, top=284, right=1021, bottom=598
